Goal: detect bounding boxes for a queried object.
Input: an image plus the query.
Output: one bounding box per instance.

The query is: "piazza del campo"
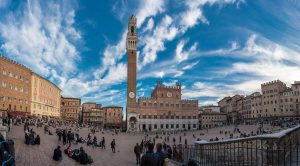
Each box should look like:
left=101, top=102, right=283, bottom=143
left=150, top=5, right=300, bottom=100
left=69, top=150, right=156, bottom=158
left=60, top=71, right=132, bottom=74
left=0, top=1, right=300, bottom=166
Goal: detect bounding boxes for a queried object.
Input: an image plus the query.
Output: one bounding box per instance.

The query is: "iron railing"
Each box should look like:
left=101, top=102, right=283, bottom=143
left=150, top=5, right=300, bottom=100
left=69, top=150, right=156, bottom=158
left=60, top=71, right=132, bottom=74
left=172, top=125, right=300, bottom=166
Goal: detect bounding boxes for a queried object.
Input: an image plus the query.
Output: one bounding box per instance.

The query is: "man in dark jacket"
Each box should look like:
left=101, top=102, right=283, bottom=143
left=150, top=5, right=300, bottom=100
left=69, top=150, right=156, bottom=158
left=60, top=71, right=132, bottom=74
left=111, top=139, right=116, bottom=153
left=53, top=146, right=62, bottom=161
left=156, top=143, right=167, bottom=166
left=141, top=143, right=159, bottom=166
left=79, top=149, right=88, bottom=164
left=134, top=143, right=141, bottom=165
left=62, top=131, right=67, bottom=145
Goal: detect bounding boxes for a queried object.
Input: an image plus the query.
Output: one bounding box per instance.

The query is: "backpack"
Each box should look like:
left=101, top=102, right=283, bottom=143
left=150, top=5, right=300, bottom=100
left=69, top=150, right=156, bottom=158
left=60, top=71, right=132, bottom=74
left=0, top=139, right=15, bottom=166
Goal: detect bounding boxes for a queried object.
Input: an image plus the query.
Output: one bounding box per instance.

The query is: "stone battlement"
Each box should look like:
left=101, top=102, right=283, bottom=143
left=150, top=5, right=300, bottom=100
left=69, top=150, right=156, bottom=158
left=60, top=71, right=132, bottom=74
left=156, top=81, right=181, bottom=90
left=261, top=80, right=285, bottom=86
left=0, top=54, right=31, bottom=71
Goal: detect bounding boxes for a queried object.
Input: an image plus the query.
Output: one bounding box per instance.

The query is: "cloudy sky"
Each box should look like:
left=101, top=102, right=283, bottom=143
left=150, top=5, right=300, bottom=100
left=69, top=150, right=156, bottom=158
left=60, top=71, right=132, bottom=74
left=1, top=0, right=300, bottom=111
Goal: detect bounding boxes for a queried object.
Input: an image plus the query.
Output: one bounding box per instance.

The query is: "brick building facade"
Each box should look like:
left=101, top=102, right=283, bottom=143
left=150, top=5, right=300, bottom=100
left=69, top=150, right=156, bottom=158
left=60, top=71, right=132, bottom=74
left=0, top=55, right=31, bottom=117
left=61, top=97, right=81, bottom=122
left=31, top=73, right=61, bottom=118
left=82, top=102, right=101, bottom=125
left=218, top=80, right=300, bottom=124
left=199, top=112, right=227, bottom=129
left=102, top=106, right=123, bottom=129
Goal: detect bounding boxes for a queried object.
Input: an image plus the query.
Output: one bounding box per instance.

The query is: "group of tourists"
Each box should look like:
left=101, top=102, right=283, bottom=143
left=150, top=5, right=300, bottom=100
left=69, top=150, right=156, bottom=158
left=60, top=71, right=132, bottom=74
left=86, top=133, right=106, bottom=149
left=135, top=133, right=191, bottom=166
left=24, top=126, right=40, bottom=145
left=134, top=142, right=168, bottom=166
left=134, top=141, right=197, bottom=166
left=49, top=123, right=120, bottom=165
left=52, top=145, right=93, bottom=165
left=56, top=128, right=77, bottom=145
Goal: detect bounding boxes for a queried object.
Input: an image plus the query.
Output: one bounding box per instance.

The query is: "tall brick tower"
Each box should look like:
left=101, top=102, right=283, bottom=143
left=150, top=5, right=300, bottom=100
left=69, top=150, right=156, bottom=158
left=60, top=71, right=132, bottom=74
left=126, top=15, right=138, bottom=108
left=126, top=15, right=138, bottom=131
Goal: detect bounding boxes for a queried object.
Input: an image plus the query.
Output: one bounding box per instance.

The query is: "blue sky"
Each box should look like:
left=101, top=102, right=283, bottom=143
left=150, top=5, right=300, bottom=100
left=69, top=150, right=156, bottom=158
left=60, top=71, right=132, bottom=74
left=1, top=0, right=300, bottom=111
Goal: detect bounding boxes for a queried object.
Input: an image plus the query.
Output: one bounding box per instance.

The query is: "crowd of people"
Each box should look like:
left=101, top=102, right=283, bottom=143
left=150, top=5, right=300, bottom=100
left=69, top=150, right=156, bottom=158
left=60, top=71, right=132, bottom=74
left=134, top=141, right=197, bottom=166
left=3, top=116, right=299, bottom=166
left=24, top=123, right=40, bottom=145
left=132, top=132, right=193, bottom=166
left=52, top=145, right=94, bottom=164
left=50, top=123, right=121, bottom=164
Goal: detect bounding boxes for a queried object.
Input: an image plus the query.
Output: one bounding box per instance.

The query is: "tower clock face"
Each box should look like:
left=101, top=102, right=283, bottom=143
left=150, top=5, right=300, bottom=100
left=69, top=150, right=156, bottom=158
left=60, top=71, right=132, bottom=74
left=129, top=92, right=135, bottom=98
left=167, top=92, right=172, bottom=98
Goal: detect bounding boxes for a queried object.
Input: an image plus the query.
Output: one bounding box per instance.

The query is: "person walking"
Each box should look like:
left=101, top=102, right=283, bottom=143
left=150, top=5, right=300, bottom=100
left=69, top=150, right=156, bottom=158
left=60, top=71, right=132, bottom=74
left=62, top=130, right=67, bottom=145
left=92, top=136, right=97, bottom=148
left=134, top=143, right=141, bottom=165
left=58, top=131, right=62, bottom=141
left=101, top=137, right=106, bottom=149
left=140, top=140, right=144, bottom=153
left=111, top=139, right=116, bottom=153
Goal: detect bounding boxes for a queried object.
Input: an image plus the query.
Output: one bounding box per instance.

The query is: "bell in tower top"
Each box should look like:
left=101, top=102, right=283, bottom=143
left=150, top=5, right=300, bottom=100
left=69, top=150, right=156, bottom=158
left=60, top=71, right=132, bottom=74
left=128, top=15, right=137, bottom=35
left=127, top=15, right=138, bottom=50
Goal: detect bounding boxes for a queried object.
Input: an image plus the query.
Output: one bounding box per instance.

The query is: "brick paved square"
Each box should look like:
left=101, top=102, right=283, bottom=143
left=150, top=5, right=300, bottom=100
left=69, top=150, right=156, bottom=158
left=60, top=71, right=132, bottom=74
left=6, top=124, right=272, bottom=166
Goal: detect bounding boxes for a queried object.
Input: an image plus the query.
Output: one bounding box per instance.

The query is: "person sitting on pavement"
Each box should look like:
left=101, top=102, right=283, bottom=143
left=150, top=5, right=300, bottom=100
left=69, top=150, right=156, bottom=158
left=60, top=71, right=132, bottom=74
left=79, top=149, right=89, bottom=165
left=72, top=147, right=83, bottom=161
left=64, top=145, right=72, bottom=155
left=49, top=130, right=53, bottom=135
left=35, top=135, right=40, bottom=145
left=53, top=146, right=62, bottom=161
left=92, top=136, right=97, bottom=147
left=29, top=132, right=35, bottom=145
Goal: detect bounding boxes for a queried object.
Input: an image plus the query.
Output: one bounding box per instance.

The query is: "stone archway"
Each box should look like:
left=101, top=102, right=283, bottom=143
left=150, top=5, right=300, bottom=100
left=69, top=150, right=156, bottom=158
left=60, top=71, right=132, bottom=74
left=129, top=116, right=137, bottom=130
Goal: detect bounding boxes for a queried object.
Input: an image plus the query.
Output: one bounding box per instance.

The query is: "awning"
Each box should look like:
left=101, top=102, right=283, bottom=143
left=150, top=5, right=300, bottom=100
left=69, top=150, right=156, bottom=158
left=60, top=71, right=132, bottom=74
left=7, top=111, right=29, bottom=117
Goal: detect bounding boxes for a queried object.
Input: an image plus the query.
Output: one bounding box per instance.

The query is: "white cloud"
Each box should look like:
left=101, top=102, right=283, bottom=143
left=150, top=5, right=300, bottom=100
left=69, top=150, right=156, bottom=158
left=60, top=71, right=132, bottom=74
left=61, top=64, right=127, bottom=98
left=179, top=0, right=244, bottom=30
left=180, top=1, right=209, bottom=29
left=140, top=64, right=185, bottom=79
left=182, top=61, right=199, bottom=70
left=141, top=15, right=178, bottom=66
left=0, top=0, right=80, bottom=79
left=199, top=100, right=219, bottom=106
left=142, top=18, right=154, bottom=32
left=175, top=39, right=198, bottom=63
left=95, top=0, right=165, bottom=79
left=82, top=89, right=121, bottom=103
left=224, top=34, right=300, bottom=84
left=138, top=0, right=243, bottom=68
left=182, top=80, right=263, bottom=103
left=97, top=0, right=243, bottom=84
left=100, top=63, right=127, bottom=85
left=136, top=0, right=165, bottom=27
left=185, top=33, right=300, bottom=105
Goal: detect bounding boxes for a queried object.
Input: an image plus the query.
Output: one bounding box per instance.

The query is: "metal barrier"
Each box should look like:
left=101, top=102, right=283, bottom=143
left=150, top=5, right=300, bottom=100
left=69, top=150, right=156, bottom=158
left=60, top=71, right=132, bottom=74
left=172, top=125, right=300, bottom=166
